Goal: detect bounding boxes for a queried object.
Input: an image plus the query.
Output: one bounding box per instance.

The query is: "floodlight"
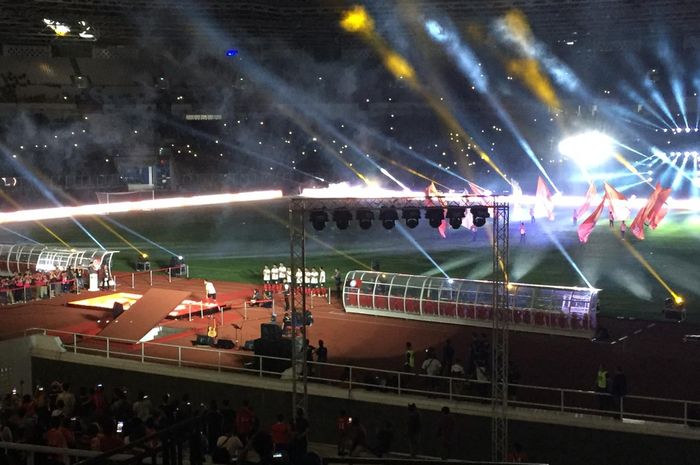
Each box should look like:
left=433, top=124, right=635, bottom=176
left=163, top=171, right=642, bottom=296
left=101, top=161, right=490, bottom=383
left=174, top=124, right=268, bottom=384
left=356, top=209, right=374, bottom=230
left=226, top=49, right=238, bottom=57
left=470, top=206, right=490, bottom=227
left=402, top=208, right=421, bottom=228
left=558, top=131, right=615, bottom=167
left=425, top=207, right=444, bottom=228
left=379, top=207, right=398, bottom=229
left=446, top=207, right=466, bottom=229
left=309, top=209, right=329, bottom=231
left=332, top=208, right=352, bottom=230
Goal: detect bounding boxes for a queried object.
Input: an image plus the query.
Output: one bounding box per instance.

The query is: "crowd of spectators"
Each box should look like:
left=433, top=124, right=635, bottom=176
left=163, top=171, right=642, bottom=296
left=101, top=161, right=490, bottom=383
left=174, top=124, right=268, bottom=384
left=0, top=380, right=324, bottom=465
left=0, top=268, right=81, bottom=306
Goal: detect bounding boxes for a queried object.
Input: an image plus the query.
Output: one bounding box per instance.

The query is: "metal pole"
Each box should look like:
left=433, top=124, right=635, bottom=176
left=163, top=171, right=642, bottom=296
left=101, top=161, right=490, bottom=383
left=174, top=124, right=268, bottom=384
left=149, top=269, right=153, bottom=286
left=131, top=273, right=135, bottom=289
left=290, top=198, right=308, bottom=422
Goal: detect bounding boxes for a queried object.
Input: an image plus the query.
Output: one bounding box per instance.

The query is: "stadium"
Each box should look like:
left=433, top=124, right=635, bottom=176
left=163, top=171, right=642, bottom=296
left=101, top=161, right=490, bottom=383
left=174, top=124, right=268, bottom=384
left=0, top=1, right=699, bottom=464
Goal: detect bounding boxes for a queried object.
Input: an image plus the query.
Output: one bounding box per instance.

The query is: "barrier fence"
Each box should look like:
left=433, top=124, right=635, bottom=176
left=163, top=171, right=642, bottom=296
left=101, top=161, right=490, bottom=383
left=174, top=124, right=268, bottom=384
left=0, top=279, right=79, bottom=305
left=24, top=327, right=700, bottom=428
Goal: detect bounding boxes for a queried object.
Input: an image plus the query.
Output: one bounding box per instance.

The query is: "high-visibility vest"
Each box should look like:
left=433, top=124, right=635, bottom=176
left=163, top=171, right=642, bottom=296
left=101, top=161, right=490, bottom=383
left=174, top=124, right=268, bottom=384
left=597, top=369, right=607, bottom=389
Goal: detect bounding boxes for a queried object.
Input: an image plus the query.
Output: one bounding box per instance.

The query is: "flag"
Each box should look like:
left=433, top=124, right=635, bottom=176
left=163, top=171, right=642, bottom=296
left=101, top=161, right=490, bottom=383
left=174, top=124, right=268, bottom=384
left=467, top=181, right=491, bottom=197
left=647, top=185, right=672, bottom=229
left=576, top=183, right=596, bottom=219
left=426, top=182, right=448, bottom=238
left=630, top=184, right=661, bottom=240
left=535, top=176, right=554, bottom=220
left=577, top=197, right=606, bottom=243
left=603, top=182, right=630, bottom=221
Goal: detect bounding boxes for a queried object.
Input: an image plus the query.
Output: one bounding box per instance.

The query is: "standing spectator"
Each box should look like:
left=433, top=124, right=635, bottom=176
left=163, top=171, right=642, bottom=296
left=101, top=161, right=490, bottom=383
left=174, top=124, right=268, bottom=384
left=441, top=339, right=454, bottom=376
left=595, top=365, right=609, bottom=411
left=289, top=408, right=310, bottom=464
left=204, top=400, right=223, bottom=455
left=404, top=342, right=415, bottom=372
left=133, top=391, right=152, bottom=422
left=519, top=222, right=526, bottom=243
left=507, top=442, right=529, bottom=462
left=204, top=279, right=216, bottom=300
left=436, top=406, right=455, bottom=459
left=611, top=366, right=628, bottom=417
left=336, top=410, right=351, bottom=456
left=334, top=269, right=342, bottom=298
left=270, top=413, right=291, bottom=453
left=213, top=427, right=243, bottom=464
left=316, top=340, right=328, bottom=379
left=406, top=403, right=421, bottom=457
left=421, top=348, right=442, bottom=391
left=45, top=416, right=68, bottom=464
left=56, top=383, right=75, bottom=418
left=370, top=420, right=394, bottom=457
left=620, top=220, right=627, bottom=239
left=235, top=400, right=256, bottom=444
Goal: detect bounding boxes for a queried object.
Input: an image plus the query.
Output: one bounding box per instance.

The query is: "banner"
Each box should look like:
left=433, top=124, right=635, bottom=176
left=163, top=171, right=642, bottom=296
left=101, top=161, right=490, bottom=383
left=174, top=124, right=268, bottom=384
left=576, top=183, right=597, bottom=219
left=577, top=197, right=606, bottom=243
left=535, top=176, right=554, bottom=220
left=603, top=182, right=630, bottom=221
left=646, top=185, right=672, bottom=229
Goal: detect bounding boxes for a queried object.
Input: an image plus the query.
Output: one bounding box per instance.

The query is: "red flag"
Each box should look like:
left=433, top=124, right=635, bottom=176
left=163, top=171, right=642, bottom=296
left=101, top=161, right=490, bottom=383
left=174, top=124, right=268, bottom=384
left=578, top=197, right=606, bottom=243
left=576, top=183, right=596, bottom=219
left=630, top=184, right=662, bottom=240
left=535, top=176, right=554, bottom=220
left=467, top=181, right=491, bottom=197
left=426, top=182, right=448, bottom=238
left=603, top=182, right=630, bottom=221
left=647, top=186, right=672, bottom=229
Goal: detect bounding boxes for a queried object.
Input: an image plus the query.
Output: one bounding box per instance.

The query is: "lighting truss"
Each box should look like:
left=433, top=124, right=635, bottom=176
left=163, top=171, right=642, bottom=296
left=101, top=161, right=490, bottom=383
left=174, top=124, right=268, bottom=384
left=289, top=195, right=510, bottom=460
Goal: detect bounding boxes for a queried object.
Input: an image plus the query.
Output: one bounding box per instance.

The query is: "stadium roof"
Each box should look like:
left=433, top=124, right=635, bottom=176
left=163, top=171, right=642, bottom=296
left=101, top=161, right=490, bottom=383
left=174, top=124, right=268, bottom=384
left=2, top=1, right=700, bottom=49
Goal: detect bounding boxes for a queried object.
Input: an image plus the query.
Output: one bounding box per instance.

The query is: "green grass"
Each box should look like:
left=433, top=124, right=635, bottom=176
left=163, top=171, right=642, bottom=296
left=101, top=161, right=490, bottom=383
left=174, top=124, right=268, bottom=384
left=4, top=200, right=699, bottom=322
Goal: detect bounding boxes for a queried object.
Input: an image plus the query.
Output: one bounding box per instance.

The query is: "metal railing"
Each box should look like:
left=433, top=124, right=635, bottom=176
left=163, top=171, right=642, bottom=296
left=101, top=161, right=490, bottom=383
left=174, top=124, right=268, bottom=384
left=0, top=441, right=132, bottom=465
left=24, top=327, right=700, bottom=428
left=112, top=264, right=189, bottom=289
left=0, top=280, right=79, bottom=305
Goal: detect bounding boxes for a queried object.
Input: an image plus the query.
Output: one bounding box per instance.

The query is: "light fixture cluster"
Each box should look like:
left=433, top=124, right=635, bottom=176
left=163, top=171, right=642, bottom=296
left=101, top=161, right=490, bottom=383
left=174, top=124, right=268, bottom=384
left=309, top=206, right=490, bottom=231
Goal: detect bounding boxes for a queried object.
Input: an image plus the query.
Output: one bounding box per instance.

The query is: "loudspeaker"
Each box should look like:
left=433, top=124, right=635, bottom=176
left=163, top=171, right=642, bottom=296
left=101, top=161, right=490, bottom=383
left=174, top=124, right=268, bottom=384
left=195, top=334, right=212, bottom=346
left=261, top=323, right=282, bottom=341
left=216, top=339, right=235, bottom=349
left=112, top=302, right=124, bottom=319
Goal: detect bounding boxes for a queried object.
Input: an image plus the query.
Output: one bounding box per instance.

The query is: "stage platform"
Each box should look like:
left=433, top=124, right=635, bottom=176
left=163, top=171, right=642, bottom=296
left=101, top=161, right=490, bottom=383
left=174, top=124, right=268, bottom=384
left=68, top=291, right=226, bottom=319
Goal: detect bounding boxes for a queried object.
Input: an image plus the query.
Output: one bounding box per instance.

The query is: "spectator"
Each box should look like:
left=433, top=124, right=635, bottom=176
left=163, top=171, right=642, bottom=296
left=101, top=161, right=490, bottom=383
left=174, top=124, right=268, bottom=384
left=421, top=347, right=442, bottom=391
left=406, top=403, right=421, bottom=457
left=595, top=365, right=609, bottom=411
left=611, top=366, right=628, bottom=416
left=239, top=430, right=274, bottom=465
left=441, top=339, right=454, bottom=376
left=45, top=416, right=68, bottom=464
left=270, top=413, right=291, bottom=452
left=370, top=420, right=393, bottom=457
left=334, top=269, right=342, bottom=297
left=507, top=442, right=529, bottom=462
left=236, top=400, right=257, bottom=444
left=289, top=408, right=310, bottom=464
left=133, top=391, right=152, bottom=422
left=213, top=427, right=244, bottom=463
left=404, top=342, right=415, bottom=372
left=348, top=417, right=370, bottom=457
left=56, top=383, right=75, bottom=418
left=437, top=406, right=455, bottom=459
left=204, top=400, right=223, bottom=454
left=335, top=409, right=351, bottom=456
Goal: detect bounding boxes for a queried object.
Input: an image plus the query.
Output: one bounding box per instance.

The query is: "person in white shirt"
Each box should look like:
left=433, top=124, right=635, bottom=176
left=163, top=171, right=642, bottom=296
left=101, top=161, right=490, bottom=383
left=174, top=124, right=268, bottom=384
left=421, top=347, right=442, bottom=391
left=318, top=267, right=327, bottom=295
left=263, top=266, right=271, bottom=287
left=205, top=279, right=217, bottom=300
left=295, top=268, right=303, bottom=287
left=304, top=268, right=311, bottom=290
left=271, top=265, right=279, bottom=284
left=310, top=268, right=319, bottom=294
left=278, top=263, right=287, bottom=284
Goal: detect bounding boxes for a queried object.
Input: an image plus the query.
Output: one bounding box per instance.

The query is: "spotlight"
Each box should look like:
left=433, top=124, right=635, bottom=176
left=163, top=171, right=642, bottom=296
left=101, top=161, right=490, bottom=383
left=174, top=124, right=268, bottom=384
left=356, top=209, right=374, bottom=230
left=558, top=131, right=614, bottom=167
left=379, top=207, right=398, bottom=229
left=446, top=207, right=466, bottom=229
left=470, top=206, right=490, bottom=227
left=309, top=209, right=329, bottom=231
left=402, top=208, right=421, bottom=228
left=425, top=207, right=444, bottom=228
left=332, top=209, right=352, bottom=230
left=226, top=49, right=238, bottom=57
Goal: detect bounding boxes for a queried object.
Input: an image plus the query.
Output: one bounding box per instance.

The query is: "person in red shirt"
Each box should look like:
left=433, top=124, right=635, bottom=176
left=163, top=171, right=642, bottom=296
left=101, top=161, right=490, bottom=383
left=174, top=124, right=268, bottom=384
left=336, top=409, right=351, bottom=456
left=507, top=442, right=528, bottom=462
left=270, top=413, right=291, bottom=452
left=46, top=416, right=68, bottom=464
left=235, top=400, right=256, bottom=443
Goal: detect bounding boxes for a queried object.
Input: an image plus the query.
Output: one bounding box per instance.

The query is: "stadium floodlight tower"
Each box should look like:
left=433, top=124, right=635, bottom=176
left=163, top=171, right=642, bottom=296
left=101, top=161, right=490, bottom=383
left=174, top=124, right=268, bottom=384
left=289, top=192, right=510, bottom=461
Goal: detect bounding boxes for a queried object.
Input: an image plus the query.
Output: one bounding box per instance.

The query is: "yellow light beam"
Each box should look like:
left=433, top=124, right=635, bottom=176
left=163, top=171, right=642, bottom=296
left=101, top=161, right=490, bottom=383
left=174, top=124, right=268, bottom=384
left=613, top=152, right=654, bottom=187
left=0, top=189, right=71, bottom=248
left=618, top=236, right=680, bottom=301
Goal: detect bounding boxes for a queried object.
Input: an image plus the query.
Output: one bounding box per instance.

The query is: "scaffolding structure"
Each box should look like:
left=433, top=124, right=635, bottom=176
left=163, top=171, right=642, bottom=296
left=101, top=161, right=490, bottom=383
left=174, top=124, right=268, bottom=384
left=288, top=195, right=510, bottom=459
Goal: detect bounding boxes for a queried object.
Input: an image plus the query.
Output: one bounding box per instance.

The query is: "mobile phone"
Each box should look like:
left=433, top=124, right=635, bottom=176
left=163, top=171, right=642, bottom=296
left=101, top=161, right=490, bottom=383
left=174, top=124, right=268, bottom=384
left=348, top=417, right=353, bottom=423
left=273, top=452, right=283, bottom=458
left=11, top=388, right=16, bottom=395
left=117, top=421, right=124, bottom=433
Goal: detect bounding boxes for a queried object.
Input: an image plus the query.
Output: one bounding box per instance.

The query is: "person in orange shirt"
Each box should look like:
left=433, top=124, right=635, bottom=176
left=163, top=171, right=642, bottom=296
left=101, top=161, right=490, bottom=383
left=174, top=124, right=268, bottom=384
left=270, top=413, right=291, bottom=453
left=336, top=409, right=352, bottom=456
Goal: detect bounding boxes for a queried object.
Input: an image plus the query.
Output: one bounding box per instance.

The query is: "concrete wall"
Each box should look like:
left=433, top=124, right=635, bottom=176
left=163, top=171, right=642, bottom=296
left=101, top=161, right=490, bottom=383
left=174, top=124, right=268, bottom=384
left=31, top=356, right=700, bottom=465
